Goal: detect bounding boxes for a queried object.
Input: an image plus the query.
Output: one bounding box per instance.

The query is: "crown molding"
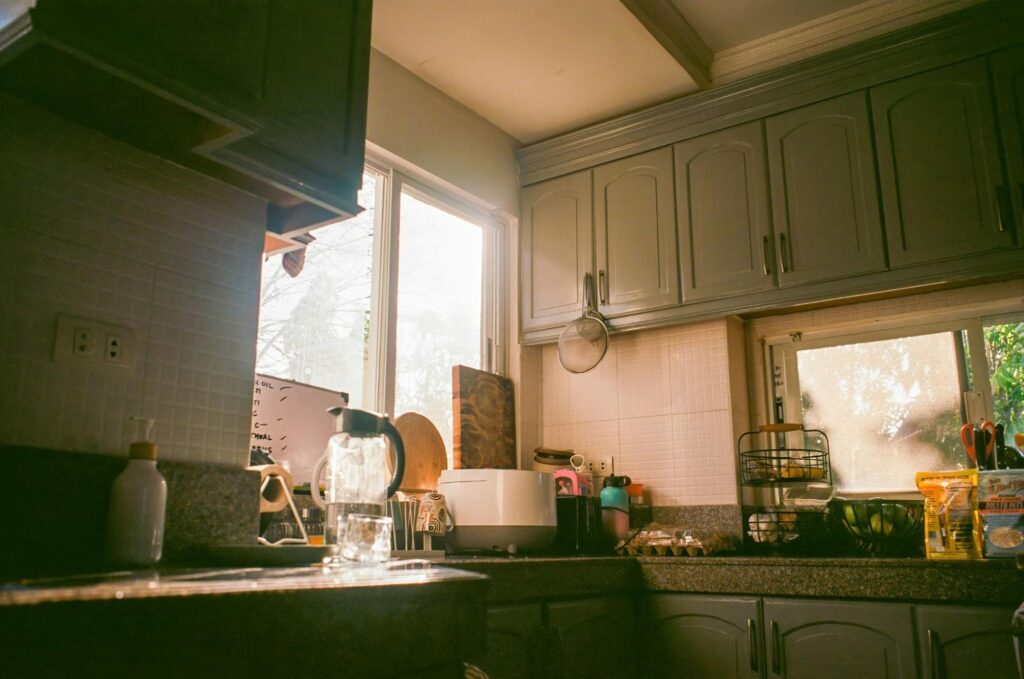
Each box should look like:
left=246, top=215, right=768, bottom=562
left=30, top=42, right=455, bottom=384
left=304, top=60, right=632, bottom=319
left=710, top=0, right=985, bottom=84
left=516, top=0, right=1021, bottom=186
left=621, top=0, right=712, bottom=88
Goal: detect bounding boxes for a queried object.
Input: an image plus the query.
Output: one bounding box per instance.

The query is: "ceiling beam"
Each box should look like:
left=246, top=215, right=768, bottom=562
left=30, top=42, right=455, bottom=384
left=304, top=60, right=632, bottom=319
left=620, top=0, right=712, bottom=89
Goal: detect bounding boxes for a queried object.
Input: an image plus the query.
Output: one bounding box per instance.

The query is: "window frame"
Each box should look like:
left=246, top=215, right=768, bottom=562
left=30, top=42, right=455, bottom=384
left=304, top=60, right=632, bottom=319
left=763, top=297, right=1024, bottom=494
left=360, top=155, right=506, bottom=416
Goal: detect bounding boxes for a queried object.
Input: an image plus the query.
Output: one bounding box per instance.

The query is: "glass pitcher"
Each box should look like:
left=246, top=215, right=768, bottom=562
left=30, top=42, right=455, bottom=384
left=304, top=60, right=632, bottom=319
left=311, top=407, right=405, bottom=544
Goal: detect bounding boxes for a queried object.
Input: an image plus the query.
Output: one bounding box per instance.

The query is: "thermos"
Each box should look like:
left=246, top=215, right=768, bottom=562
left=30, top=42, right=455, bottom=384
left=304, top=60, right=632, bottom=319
left=600, top=474, right=631, bottom=542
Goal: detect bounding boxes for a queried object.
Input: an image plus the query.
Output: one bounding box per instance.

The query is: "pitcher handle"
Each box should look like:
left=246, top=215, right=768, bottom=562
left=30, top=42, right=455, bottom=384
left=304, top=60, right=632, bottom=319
left=382, top=419, right=406, bottom=498
left=311, top=454, right=327, bottom=509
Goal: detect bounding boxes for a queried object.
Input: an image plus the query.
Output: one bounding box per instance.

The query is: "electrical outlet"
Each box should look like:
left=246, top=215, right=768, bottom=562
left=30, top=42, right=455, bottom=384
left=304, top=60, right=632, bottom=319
left=55, top=315, right=136, bottom=369
left=72, top=327, right=96, bottom=357
left=104, top=334, right=122, bottom=363
left=586, top=455, right=613, bottom=475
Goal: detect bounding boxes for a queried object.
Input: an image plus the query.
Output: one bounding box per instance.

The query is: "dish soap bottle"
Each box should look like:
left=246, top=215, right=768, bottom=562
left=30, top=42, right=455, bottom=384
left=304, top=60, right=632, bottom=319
left=600, top=474, right=632, bottom=542
left=106, top=418, right=167, bottom=566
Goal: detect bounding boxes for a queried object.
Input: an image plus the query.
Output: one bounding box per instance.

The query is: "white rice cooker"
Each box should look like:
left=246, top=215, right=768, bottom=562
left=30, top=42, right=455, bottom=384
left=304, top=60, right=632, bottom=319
left=438, top=469, right=557, bottom=553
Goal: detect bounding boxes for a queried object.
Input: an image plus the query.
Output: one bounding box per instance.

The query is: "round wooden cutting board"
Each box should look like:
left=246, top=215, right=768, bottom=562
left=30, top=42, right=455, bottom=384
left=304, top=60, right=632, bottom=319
left=393, top=412, right=448, bottom=493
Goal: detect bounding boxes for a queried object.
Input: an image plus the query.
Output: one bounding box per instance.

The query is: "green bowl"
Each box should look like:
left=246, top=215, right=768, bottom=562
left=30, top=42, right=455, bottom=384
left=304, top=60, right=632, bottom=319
left=827, top=499, right=924, bottom=556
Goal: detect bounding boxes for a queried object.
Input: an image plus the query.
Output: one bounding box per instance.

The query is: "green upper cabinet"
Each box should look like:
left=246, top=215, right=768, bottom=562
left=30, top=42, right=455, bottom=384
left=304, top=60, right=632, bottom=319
left=871, top=58, right=1014, bottom=267
left=2, top=0, right=372, bottom=235
left=520, top=170, right=593, bottom=333
left=992, top=46, right=1024, bottom=241
left=593, top=147, right=680, bottom=319
left=766, top=91, right=886, bottom=287
left=674, top=122, right=775, bottom=302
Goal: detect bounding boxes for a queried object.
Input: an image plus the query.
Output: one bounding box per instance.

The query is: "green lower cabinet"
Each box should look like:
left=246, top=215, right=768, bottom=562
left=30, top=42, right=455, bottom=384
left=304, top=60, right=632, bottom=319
left=481, top=597, right=636, bottom=679
left=546, top=596, right=637, bottom=678
left=639, top=594, right=762, bottom=679
left=915, top=604, right=1019, bottom=679
left=764, top=598, right=917, bottom=679
left=481, top=604, right=545, bottom=679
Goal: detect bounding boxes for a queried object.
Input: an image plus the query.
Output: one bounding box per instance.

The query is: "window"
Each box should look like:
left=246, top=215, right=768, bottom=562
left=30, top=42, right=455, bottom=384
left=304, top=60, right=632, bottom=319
left=768, top=304, right=1024, bottom=494
left=256, top=163, right=505, bottom=450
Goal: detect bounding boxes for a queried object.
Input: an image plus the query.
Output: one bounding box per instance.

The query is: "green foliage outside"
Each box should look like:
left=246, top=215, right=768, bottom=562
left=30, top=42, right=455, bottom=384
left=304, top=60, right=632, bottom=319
left=985, top=321, right=1024, bottom=438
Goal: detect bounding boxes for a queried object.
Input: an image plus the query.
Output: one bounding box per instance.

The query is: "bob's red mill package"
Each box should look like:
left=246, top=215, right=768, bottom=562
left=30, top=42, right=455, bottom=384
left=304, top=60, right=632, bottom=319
left=977, top=470, right=1024, bottom=558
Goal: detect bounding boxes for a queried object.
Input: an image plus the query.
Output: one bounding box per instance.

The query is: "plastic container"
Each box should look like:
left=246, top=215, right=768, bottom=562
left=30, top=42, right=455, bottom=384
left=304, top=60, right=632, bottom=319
left=106, top=418, right=167, bottom=566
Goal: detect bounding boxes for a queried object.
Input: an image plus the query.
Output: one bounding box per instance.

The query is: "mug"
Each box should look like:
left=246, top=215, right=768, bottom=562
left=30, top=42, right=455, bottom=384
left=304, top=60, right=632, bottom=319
left=415, top=492, right=454, bottom=536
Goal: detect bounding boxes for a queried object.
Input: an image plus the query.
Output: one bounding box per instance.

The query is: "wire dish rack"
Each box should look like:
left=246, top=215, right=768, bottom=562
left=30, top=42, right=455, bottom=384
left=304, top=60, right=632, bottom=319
left=739, top=423, right=832, bottom=485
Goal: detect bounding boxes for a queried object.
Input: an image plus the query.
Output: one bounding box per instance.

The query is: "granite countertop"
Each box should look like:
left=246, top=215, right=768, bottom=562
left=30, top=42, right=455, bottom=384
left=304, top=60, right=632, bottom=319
left=0, top=562, right=487, bottom=606
left=447, top=554, right=1023, bottom=605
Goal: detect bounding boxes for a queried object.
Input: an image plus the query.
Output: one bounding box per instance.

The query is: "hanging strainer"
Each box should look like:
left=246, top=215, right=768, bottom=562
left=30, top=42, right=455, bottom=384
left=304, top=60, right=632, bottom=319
left=557, top=273, right=609, bottom=373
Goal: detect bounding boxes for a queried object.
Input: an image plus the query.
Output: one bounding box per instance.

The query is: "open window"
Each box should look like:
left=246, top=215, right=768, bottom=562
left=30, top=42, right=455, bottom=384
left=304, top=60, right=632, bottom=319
left=767, top=304, right=1024, bottom=494
left=255, top=162, right=506, bottom=457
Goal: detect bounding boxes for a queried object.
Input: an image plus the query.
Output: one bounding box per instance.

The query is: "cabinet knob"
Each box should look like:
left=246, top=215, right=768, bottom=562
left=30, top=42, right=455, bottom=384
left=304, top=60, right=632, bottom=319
left=778, top=234, right=790, bottom=274
left=761, top=236, right=771, bottom=276
left=927, top=628, right=943, bottom=679
left=598, top=269, right=607, bottom=306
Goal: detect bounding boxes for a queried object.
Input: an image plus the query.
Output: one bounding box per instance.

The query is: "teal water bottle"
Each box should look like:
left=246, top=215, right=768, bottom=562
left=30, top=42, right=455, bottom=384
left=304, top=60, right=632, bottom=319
left=600, top=475, right=631, bottom=541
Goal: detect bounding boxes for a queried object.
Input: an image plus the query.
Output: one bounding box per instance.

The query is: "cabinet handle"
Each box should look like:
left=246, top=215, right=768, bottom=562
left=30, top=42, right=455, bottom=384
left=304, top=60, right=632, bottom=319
left=598, top=269, right=607, bottom=306
left=778, top=234, right=790, bottom=273
left=927, top=628, right=943, bottom=679
left=1019, top=183, right=1024, bottom=232
left=770, top=620, right=781, bottom=676
left=761, top=236, right=771, bottom=276
left=748, top=618, right=759, bottom=673
left=996, top=186, right=1009, bottom=233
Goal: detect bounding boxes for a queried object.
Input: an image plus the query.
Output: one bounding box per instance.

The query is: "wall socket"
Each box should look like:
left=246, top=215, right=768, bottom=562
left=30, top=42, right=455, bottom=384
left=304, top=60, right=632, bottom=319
left=54, top=314, right=136, bottom=369
left=586, top=455, right=613, bottom=475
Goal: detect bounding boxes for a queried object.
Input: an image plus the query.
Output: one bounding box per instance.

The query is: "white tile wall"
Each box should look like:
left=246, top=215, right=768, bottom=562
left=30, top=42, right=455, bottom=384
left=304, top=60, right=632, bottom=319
left=534, top=319, right=743, bottom=506
left=0, top=95, right=266, bottom=466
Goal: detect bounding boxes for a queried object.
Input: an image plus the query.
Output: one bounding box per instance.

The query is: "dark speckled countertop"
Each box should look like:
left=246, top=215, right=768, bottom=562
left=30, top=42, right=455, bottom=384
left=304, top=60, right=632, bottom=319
left=447, top=555, right=1023, bottom=605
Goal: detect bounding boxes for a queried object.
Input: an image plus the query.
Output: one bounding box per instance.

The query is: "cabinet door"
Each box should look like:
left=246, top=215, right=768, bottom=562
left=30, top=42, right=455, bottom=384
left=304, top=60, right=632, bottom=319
left=675, top=122, right=775, bottom=302
left=915, top=605, right=1019, bottom=679
left=480, top=604, right=544, bottom=679
left=593, top=147, right=680, bottom=318
left=546, top=596, right=636, bottom=679
left=993, top=46, right=1024, bottom=242
left=763, top=599, right=916, bottom=679
left=872, top=58, right=1014, bottom=267
left=766, top=92, right=886, bottom=286
left=520, top=171, right=593, bottom=332
left=639, top=594, right=762, bottom=679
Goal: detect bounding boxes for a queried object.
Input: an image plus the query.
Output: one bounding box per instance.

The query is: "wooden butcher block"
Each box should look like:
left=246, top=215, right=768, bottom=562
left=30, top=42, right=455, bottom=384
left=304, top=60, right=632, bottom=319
left=393, top=412, right=447, bottom=492
left=452, top=365, right=516, bottom=469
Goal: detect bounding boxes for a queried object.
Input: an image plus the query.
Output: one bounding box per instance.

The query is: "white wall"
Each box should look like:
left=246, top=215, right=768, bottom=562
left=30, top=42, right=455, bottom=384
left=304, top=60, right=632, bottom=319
left=366, top=49, right=521, bottom=218
left=0, top=95, right=266, bottom=466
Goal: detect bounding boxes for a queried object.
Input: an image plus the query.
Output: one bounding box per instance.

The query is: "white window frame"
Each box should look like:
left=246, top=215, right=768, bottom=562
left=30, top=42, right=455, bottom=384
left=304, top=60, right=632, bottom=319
left=362, top=155, right=507, bottom=416
left=764, top=297, right=1024, bottom=493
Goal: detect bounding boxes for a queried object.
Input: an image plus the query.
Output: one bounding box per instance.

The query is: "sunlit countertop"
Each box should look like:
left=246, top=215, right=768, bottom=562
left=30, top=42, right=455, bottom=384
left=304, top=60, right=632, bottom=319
left=0, top=561, right=487, bottom=606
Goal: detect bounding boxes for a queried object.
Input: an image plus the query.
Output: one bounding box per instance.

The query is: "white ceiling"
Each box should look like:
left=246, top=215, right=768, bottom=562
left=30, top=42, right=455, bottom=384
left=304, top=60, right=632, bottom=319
left=372, top=0, right=981, bottom=145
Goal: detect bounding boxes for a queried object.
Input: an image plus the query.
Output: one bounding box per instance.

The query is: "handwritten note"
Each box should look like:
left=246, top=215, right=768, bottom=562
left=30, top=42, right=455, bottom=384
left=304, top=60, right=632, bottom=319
left=250, top=374, right=347, bottom=486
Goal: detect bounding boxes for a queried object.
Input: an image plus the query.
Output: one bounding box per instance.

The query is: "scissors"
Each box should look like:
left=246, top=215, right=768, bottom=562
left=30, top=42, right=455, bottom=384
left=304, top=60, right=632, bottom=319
left=960, top=420, right=996, bottom=468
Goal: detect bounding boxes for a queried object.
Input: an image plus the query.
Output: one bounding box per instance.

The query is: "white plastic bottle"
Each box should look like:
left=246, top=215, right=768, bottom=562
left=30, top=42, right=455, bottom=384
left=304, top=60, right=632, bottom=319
left=106, top=418, right=167, bottom=566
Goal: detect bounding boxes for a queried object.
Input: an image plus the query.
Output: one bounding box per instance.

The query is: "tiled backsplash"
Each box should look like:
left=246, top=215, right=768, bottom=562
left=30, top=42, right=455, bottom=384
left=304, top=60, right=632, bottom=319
left=530, top=318, right=748, bottom=506
left=0, top=94, right=266, bottom=466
